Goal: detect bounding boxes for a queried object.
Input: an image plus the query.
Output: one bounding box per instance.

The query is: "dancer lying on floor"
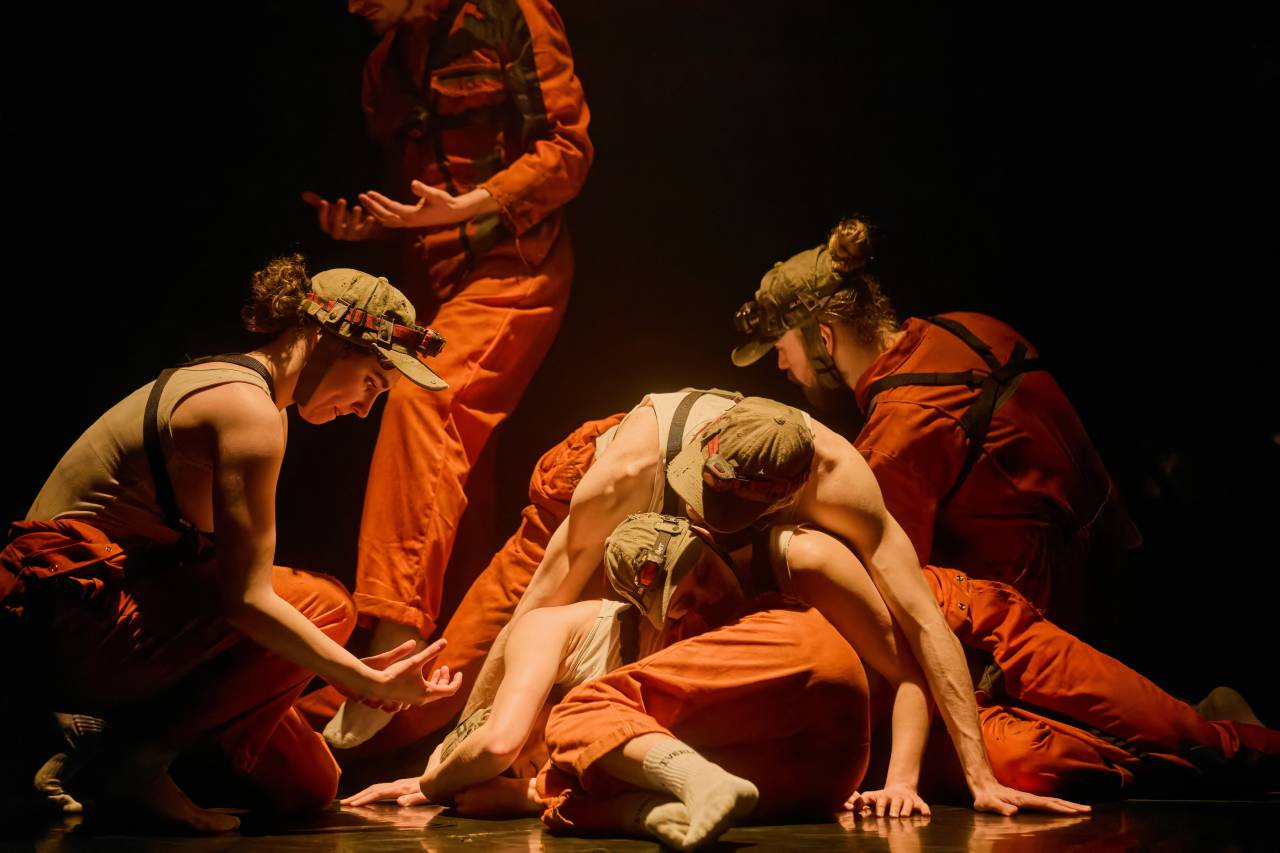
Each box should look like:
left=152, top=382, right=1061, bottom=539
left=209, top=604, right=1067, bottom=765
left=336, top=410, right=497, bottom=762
left=350, top=509, right=1277, bottom=846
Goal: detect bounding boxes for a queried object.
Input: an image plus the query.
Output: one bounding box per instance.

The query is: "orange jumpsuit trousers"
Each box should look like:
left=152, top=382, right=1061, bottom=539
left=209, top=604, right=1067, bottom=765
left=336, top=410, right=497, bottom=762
left=1, top=520, right=355, bottom=812
left=924, top=567, right=1280, bottom=799
left=355, top=0, right=592, bottom=640
left=300, top=413, right=625, bottom=756
left=537, top=597, right=871, bottom=834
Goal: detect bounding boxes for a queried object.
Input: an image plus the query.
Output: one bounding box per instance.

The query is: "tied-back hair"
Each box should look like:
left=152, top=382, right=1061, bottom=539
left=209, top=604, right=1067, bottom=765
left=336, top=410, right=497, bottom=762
left=818, top=216, right=899, bottom=346
left=240, top=253, right=395, bottom=370
left=241, top=253, right=311, bottom=334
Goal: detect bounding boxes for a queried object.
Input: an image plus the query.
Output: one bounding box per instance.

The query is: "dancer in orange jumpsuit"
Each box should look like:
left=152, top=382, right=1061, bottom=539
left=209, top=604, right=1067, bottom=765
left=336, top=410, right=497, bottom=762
left=550, top=516, right=1275, bottom=844
left=1, top=260, right=458, bottom=832
left=731, top=216, right=1141, bottom=626
left=302, top=0, right=592, bottom=747
left=345, top=513, right=878, bottom=849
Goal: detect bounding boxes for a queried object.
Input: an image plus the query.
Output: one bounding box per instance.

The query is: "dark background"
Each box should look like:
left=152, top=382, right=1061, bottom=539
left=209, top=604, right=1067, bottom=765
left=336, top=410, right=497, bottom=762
left=6, top=3, right=1278, bottom=718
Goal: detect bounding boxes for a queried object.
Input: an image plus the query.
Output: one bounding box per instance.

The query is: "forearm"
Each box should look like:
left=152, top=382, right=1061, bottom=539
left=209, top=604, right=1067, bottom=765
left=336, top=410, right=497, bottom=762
left=227, top=590, right=375, bottom=697
left=903, top=617, right=995, bottom=790
left=883, top=677, right=931, bottom=790
left=420, top=725, right=514, bottom=802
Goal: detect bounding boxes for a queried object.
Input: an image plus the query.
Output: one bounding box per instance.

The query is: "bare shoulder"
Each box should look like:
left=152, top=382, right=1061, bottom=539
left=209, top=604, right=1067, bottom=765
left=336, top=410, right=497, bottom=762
left=597, top=404, right=660, bottom=472
left=176, top=382, right=284, bottom=462
left=573, top=404, right=659, bottom=503
left=511, top=599, right=600, bottom=644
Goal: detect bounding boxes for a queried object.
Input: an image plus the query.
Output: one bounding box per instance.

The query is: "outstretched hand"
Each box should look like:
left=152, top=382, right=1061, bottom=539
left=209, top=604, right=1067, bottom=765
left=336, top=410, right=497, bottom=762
left=359, top=180, right=491, bottom=229
left=302, top=191, right=384, bottom=241
left=971, top=782, right=1091, bottom=816
left=846, top=785, right=931, bottom=818
left=345, top=638, right=465, bottom=708
left=341, top=776, right=429, bottom=808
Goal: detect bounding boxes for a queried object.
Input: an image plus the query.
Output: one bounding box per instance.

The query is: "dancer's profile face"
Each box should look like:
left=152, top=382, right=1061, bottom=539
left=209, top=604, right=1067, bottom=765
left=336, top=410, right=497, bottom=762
left=774, top=329, right=818, bottom=389
left=297, top=348, right=400, bottom=425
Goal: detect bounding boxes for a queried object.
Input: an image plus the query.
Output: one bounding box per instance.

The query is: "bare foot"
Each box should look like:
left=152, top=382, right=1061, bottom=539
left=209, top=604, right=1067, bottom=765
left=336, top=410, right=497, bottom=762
left=88, top=769, right=239, bottom=834
left=453, top=776, right=542, bottom=817
left=1196, top=686, right=1264, bottom=726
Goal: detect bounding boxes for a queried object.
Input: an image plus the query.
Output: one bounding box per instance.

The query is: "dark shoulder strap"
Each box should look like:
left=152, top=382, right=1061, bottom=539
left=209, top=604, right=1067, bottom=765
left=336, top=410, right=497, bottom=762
left=617, top=604, right=640, bottom=666
left=924, top=315, right=1002, bottom=370
left=145, top=354, right=275, bottom=534
left=860, top=319, right=1047, bottom=510
left=143, top=368, right=187, bottom=532
left=661, top=390, right=707, bottom=516
left=182, top=353, right=276, bottom=402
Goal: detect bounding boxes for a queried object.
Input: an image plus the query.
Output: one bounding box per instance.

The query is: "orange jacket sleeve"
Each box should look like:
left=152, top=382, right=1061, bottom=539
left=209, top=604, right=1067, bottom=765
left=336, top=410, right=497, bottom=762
left=481, top=0, right=593, bottom=236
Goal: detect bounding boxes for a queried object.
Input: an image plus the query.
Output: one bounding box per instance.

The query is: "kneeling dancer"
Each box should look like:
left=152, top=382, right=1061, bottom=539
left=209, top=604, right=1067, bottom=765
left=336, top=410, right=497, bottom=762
left=0, top=259, right=459, bottom=832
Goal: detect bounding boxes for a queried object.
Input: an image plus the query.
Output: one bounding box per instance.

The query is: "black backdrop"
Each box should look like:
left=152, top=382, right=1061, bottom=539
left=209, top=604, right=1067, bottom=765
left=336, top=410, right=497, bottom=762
left=6, top=2, right=1278, bottom=718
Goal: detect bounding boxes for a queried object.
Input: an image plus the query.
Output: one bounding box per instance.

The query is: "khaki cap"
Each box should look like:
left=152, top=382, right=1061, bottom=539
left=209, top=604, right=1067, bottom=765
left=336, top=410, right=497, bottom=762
left=304, top=268, right=447, bottom=391
left=731, top=244, right=842, bottom=367
left=605, top=513, right=706, bottom=630
left=666, top=397, right=814, bottom=532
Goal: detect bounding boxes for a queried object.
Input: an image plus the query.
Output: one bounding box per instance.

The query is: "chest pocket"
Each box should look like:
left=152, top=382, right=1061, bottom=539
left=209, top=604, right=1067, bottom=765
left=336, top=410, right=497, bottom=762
left=429, top=52, right=508, bottom=117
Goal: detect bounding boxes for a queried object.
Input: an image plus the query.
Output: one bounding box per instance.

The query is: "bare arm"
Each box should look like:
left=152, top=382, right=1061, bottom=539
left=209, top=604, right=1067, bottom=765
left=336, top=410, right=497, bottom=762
left=781, top=529, right=932, bottom=815
left=421, top=601, right=596, bottom=802
left=460, top=408, right=660, bottom=716
left=201, top=385, right=442, bottom=705
left=797, top=419, right=1087, bottom=816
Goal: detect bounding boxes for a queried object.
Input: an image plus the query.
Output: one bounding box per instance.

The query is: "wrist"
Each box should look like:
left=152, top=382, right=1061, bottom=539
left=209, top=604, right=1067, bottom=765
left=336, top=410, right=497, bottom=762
left=456, top=187, right=498, bottom=221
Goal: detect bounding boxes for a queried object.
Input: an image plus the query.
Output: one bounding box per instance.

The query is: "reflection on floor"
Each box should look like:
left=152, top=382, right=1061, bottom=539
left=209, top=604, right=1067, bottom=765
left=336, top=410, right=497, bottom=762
left=9, top=799, right=1279, bottom=852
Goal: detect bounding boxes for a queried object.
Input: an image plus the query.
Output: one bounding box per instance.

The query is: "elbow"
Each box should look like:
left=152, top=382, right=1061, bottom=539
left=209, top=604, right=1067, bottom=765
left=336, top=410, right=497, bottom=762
left=477, top=720, right=529, bottom=765
left=219, top=589, right=270, bottom=630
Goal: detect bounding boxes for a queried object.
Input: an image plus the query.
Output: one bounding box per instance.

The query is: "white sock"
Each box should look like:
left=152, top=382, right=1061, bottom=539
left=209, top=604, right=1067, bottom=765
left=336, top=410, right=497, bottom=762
left=641, top=737, right=758, bottom=849
left=322, top=701, right=394, bottom=750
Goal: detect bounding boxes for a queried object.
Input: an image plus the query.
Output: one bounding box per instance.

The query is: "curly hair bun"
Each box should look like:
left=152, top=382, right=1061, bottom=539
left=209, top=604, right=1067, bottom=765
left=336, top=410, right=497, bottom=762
left=242, top=254, right=311, bottom=334
left=827, top=217, right=874, bottom=275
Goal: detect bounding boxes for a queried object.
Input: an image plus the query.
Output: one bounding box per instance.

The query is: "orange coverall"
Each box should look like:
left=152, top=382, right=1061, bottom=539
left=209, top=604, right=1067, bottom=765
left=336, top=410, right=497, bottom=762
left=299, top=413, right=625, bottom=755
left=854, top=312, right=1141, bottom=624
left=538, top=596, right=872, bottom=833
left=355, top=0, right=592, bottom=637
left=923, top=566, right=1280, bottom=799
left=1, top=519, right=355, bottom=812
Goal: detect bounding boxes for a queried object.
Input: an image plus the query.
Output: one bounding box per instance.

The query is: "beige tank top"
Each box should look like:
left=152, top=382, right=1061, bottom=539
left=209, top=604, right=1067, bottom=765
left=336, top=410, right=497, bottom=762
left=553, top=599, right=632, bottom=695
left=27, top=366, right=272, bottom=545
left=594, top=390, right=740, bottom=515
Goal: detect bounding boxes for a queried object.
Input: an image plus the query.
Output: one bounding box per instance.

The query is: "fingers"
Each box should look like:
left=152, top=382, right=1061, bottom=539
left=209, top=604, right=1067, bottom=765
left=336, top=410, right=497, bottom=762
left=359, top=190, right=407, bottom=225
left=396, top=791, right=429, bottom=807
left=341, top=783, right=395, bottom=807
left=410, top=179, right=450, bottom=202
left=1024, top=794, right=1090, bottom=815
left=404, top=637, right=448, bottom=670
left=301, top=190, right=325, bottom=209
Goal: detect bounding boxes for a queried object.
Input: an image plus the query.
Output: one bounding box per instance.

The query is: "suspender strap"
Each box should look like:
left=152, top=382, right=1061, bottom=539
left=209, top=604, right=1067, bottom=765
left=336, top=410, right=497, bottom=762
left=144, top=354, right=277, bottom=534
left=182, top=353, right=276, bottom=402
left=661, top=390, right=708, bottom=516
left=925, top=315, right=1002, bottom=370
left=862, top=319, right=1047, bottom=509
left=617, top=604, right=641, bottom=666
left=661, top=389, right=745, bottom=515
left=143, top=368, right=186, bottom=533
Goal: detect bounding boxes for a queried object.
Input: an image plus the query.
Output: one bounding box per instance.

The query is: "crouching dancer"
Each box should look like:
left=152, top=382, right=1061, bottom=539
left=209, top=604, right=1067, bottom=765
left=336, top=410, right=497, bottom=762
left=348, top=512, right=875, bottom=850
left=0, top=258, right=461, bottom=832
